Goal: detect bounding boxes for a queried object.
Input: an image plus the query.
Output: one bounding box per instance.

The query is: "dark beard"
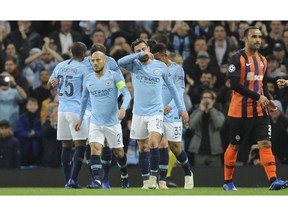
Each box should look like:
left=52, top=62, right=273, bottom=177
left=139, top=55, right=149, bottom=63
left=94, top=66, right=105, bottom=73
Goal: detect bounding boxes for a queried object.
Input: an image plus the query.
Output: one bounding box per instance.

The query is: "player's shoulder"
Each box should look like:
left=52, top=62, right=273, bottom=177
left=153, top=59, right=167, bottom=67
left=108, top=70, right=121, bottom=79
left=106, top=69, right=116, bottom=75
left=57, top=59, right=70, bottom=66
left=230, top=49, right=243, bottom=60
left=106, top=55, right=116, bottom=62
left=82, top=56, right=90, bottom=64
left=170, top=61, right=183, bottom=70
left=85, top=72, right=94, bottom=78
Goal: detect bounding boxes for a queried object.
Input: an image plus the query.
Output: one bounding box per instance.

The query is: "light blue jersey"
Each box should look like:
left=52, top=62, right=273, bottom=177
left=118, top=52, right=185, bottom=116
left=162, top=61, right=185, bottom=122
left=79, top=70, right=131, bottom=126
left=49, top=59, right=89, bottom=113
left=82, top=55, right=124, bottom=111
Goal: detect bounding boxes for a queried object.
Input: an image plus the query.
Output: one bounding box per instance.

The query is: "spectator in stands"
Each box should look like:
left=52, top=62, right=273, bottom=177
left=0, top=120, right=21, bottom=168
left=7, top=21, right=42, bottom=63
left=236, top=21, right=250, bottom=49
left=23, top=37, right=63, bottom=90
left=0, top=24, right=10, bottom=71
left=188, top=89, right=225, bottom=166
left=269, top=100, right=288, bottom=164
left=264, top=21, right=284, bottom=55
left=89, top=29, right=106, bottom=48
left=40, top=88, right=58, bottom=124
left=0, top=72, right=27, bottom=131
left=272, top=42, right=288, bottom=69
left=192, top=21, right=214, bottom=41
left=138, top=30, right=150, bottom=41
left=266, top=54, right=286, bottom=79
left=207, top=24, right=238, bottom=67
left=41, top=102, right=61, bottom=167
left=49, top=21, right=82, bottom=58
left=282, top=29, right=288, bottom=57
left=15, top=97, right=42, bottom=167
left=2, top=43, right=25, bottom=70
left=31, top=69, right=51, bottom=111
left=170, top=21, right=193, bottom=61
left=96, top=21, right=114, bottom=50
left=187, top=69, right=219, bottom=106
left=183, top=37, right=219, bottom=80
left=4, top=56, right=30, bottom=96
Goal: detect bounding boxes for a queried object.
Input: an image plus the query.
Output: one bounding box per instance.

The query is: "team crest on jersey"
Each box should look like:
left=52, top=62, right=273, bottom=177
left=105, top=79, right=112, bottom=86
left=154, top=69, right=161, bottom=76
left=260, top=61, right=264, bottom=69
left=228, top=64, right=236, bottom=73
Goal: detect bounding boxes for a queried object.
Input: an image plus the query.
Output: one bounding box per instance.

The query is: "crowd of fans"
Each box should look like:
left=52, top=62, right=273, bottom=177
left=1, top=20, right=288, bottom=169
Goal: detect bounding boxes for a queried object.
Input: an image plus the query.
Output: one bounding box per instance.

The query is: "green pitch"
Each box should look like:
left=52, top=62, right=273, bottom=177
left=1, top=187, right=288, bottom=195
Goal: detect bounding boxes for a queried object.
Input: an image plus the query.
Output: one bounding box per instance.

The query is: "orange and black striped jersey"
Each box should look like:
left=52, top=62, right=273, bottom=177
left=227, top=49, right=269, bottom=118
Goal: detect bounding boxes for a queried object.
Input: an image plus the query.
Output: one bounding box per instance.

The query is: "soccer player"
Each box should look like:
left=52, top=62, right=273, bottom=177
left=82, top=43, right=125, bottom=188
left=118, top=38, right=189, bottom=189
left=47, top=42, right=89, bottom=188
left=223, top=26, right=288, bottom=191
left=75, top=51, right=131, bottom=189
left=150, top=43, right=194, bottom=189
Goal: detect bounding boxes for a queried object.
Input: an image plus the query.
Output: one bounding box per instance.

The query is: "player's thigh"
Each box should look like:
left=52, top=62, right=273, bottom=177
left=254, top=116, right=271, bottom=141
left=88, top=123, right=105, bottom=145
left=130, top=114, right=148, bottom=140
left=57, top=112, right=72, bottom=140
left=163, top=121, right=182, bottom=142
left=146, top=115, right=163, bottom=135
left=104, top=124, right=124, bottom=149
left=68, top=112, right=88, bottom=140
left=228, top=117, right=246, bottom=145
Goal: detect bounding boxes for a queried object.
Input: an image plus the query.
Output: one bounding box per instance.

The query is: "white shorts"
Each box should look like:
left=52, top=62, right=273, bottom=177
left=88, top=123, right=124, bottom=149
left=130, top=114, right=163, bottom=140
left=57, top=112, right=89, bottom=140
left=84, top=110, right=92, bottom=132
left=163, top=121, right=183, bottom=142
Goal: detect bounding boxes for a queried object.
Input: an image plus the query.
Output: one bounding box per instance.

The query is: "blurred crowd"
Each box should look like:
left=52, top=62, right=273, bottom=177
left=1, top=20, right=288, bottom=169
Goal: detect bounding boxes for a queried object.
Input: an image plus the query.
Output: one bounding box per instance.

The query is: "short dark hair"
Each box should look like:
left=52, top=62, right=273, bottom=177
left=147, top=39, right=157, bottom=49
left=71, top=42, right=87, bottom=58
left=4, top=56, right=17, bottom=65
left=201, top=89, right=215, bottom=100
left=244, top=26, right=260, bottom=37
left=150, top=43, right=166, bottom=54
left=27, top=97, right=38, bottom=104
left=90, top=43, right=107, bottom=56
left=92, top=28, right=104, bottom=35
left=131, top=38, right=148, bottom=53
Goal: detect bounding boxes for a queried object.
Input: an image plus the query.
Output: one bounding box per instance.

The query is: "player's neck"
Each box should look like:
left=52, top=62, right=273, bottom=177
left=245, top=48, right=258, bottom=56
left=166, top=59, right=172, bottom=67
left=95, top=68, right=106, bottom=78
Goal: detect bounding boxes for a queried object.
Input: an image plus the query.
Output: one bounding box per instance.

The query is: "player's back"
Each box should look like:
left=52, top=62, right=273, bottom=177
left=53, top=59, right=89, bottom=113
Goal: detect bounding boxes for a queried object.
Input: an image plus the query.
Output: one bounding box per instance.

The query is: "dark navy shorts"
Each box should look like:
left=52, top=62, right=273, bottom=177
left=228, top=116, right=271, bottom=145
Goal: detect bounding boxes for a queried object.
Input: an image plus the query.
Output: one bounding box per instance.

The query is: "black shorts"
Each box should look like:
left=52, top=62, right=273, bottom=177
left=228, top=116, right=271, bottom=145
